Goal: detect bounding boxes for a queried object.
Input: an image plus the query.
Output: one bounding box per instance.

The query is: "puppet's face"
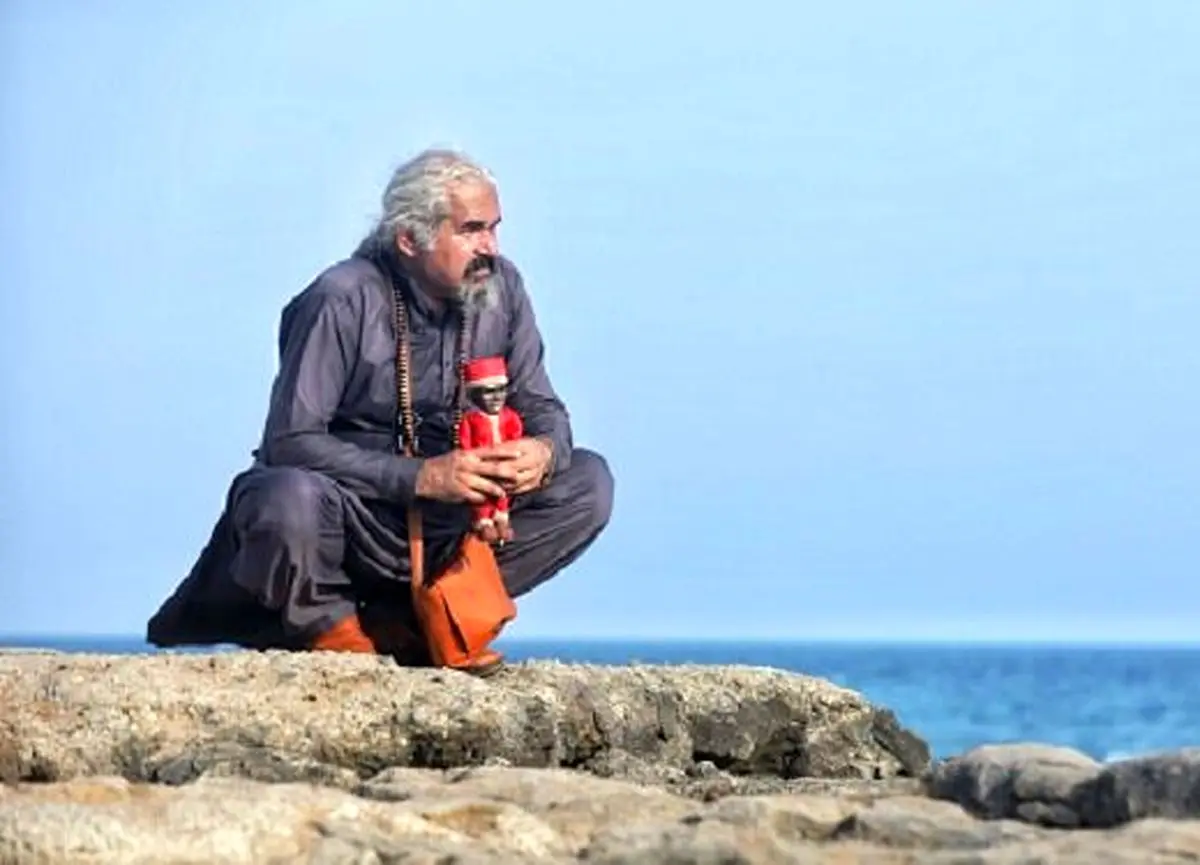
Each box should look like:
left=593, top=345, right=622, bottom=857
left=469, top=383, right=507, bottom=415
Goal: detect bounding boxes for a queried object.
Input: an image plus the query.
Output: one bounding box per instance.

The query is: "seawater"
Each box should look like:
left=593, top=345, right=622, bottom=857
left=4, top=635, right=1197, bottom=762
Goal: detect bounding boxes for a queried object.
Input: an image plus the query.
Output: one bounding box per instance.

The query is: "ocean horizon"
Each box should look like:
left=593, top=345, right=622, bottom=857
left=4, top=634, right=1198, bottom=764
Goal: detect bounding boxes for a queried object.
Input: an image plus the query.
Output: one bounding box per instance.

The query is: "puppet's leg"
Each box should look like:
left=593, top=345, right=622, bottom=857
left=472, top=500, right=499, bottom=544
left=494, top=493, right=513, bottom=542
left=494, top=509, right=510, bottom=538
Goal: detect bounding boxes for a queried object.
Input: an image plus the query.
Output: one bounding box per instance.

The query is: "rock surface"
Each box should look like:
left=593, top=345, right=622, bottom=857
left=6, top=769, right=1200, bottom=864
left=1, top=651, right=1198, bottom=863
left=0, top=650, right=929, bottom=787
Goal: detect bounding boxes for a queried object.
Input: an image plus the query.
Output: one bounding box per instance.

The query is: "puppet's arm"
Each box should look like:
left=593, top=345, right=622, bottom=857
left=501, top=406, right=524, bottom=441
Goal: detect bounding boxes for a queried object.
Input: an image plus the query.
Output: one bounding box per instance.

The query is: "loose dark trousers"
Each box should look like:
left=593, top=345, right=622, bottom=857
left=146, top=448, right=614, bottom=650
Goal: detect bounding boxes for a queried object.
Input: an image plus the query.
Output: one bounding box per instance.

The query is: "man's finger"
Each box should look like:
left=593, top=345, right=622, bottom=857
left=512, top=471, right=543, bottom=495
left=477, top=438, right=539, bottom=461
left=470, top=444, right=516, bottom=462
left=456, top=482, right=494, bottom=504
left=487, top=440, right=524, bottom=457
left=492, top=448, right=542, bottom=474
left=475, top=459, right=522, bottom=482
left=463, top=472, right=508, bottom=499
left=458, top=451, right=519, bottom=483
left=501, top=466, right=538, bottom=496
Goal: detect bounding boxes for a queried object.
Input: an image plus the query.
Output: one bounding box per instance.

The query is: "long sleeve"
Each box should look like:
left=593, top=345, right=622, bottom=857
left=256, top=279, right=422, bottom=503
left=503, top=267, right=573, bottom=474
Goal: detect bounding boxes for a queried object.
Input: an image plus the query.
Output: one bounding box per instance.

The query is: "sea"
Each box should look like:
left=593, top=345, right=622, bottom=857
left=3, top=635, right=1198, bottom=764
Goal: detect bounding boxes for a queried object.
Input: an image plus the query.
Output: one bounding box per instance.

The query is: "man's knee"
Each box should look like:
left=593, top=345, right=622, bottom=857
left=232, top=466, right=341, bottom=542
left=497, top=447, right=614, bottom=597
left=558, top=447, right=614, bottom=534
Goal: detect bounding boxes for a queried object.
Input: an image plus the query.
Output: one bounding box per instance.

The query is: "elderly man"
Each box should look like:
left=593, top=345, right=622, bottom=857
left=146, top=148, right=614, bottom=667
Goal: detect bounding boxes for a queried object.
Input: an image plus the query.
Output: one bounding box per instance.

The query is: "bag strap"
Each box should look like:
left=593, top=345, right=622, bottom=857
left=390, top=277, right=473, bottom=591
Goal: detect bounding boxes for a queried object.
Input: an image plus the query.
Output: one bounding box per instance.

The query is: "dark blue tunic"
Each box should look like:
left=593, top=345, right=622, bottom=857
left=145, top=241, right=612, bottom=649
left=259, top=241, right=573, bottom=498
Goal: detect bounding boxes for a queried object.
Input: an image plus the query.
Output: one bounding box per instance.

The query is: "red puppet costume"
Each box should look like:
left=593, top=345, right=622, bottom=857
left=457, top=356, right=524, bottom=543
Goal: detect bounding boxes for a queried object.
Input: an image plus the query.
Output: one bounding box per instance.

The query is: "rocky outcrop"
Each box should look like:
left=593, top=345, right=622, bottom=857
left=928, top=742, right=1200, bottom=828
left=0, top=650, right=928, bottom=787
left=1, top=650, right=1198, bottom=864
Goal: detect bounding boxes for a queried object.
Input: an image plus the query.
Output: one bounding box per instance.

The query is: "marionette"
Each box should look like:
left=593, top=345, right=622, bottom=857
left=457, top=355, right=524, bottom=544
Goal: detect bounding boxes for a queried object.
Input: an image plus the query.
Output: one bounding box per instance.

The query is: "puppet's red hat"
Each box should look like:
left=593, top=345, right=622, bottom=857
left=463, top=356, right=508, bottom=387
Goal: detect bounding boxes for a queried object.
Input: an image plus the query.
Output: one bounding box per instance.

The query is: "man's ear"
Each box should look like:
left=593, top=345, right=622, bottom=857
left=395, top=230, right=418, bottom=259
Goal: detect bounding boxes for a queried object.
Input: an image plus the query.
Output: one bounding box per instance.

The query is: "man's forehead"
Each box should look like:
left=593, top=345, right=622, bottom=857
left=447, top=180, right=500, bottom=222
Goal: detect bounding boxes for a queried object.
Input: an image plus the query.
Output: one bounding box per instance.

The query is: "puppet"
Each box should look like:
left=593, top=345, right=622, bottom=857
left=457, top=356, right=524, bottom=543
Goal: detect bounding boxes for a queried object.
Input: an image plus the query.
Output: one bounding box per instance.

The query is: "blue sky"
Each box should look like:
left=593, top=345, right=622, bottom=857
left=2, top=2, right=1197, bottom=641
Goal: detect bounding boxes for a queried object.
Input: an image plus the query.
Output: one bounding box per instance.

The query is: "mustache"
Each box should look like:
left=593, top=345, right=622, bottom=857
left=465, top=254, right=495, bottom=276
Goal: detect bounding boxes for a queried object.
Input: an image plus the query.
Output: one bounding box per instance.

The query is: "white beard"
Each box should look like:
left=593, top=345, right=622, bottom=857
left=456, top=270, right=502, bottom=312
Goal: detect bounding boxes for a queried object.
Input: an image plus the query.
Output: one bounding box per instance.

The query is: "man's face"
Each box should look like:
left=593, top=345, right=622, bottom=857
left=400, top=179, right=502, bottom=300
left=470, top=383, right=508, bottom=415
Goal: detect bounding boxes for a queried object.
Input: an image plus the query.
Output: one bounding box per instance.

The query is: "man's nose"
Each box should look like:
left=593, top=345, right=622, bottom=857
left=476, top=229, right=499, bottom=257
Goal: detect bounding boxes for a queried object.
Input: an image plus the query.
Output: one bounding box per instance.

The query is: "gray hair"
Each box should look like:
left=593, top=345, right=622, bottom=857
left=374, top=147, right=496, bottom=251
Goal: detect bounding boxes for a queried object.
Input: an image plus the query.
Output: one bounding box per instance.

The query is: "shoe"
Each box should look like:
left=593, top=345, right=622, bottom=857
left=456, top=649, right=506, bottom=677
left=308, top=614, right=377, bottom=653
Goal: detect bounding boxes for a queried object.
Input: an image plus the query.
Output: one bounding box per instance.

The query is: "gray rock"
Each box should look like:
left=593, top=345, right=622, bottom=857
left=830, top=795, right=1046, bottom=850
left=578, top=819, right=801, bottom=865
left=0, top=775, right=542, bottom=864
left=0, top=651, right=930, bottom=786
left=928, top=742, right=1200, bottom=832
left=927, top=743, right=1102, bottom=826
left=1076, top=749, right=1200, bottom=827
left=706, top=792, right=863, bottom=843
left=953, top=818, right=1200, bottom=865
left=361, top=764, right=701, bottom=853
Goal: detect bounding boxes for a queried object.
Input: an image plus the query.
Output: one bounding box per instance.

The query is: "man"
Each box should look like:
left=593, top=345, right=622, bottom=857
left=145, top=148, right=614, bottom=665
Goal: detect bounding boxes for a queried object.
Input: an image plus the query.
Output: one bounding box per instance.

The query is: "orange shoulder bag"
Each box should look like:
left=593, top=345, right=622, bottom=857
left=392, top=283, right=516, bottom=675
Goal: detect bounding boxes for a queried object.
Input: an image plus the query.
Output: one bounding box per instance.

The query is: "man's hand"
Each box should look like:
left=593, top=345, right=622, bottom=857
left=485, top=437, right=554, bottom=495
left=413, top=450, right=519, bottom=504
